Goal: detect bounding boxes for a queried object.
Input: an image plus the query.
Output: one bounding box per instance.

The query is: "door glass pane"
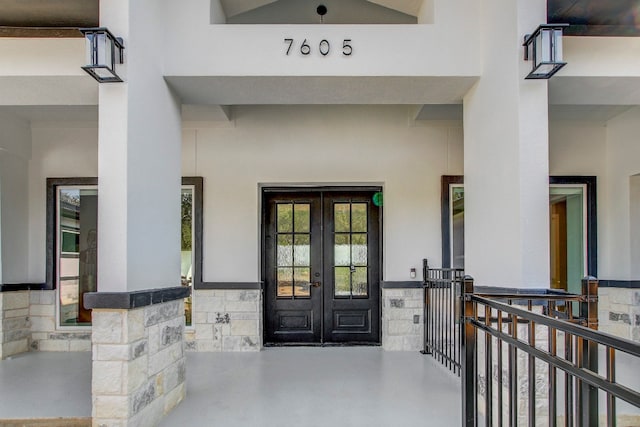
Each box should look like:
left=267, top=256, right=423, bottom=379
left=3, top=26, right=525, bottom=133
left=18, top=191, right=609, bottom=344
left=352, top=233, right=367, bottom=265
left=352, top=267, right=368, bottom=297
left=549, top=186, right=585, bottom=295
left=181, top=187, right=194, bottom=327
left=277, top=235, right=293, bottom=266
left=334, top=203, right=350, bottom=232
left=294, top=267, right=311, bottom=297
left=294, top=204, right=310, bottom=233
left=277, top=203, right=293, bottom=233
left=277, top=268, right=293, bottom=297
left=351, top=203, right=367, bottom=232
left=334, top=234, right=350, bottom=266
left=294, top=234, right=310, bottom=266
left=451, top=186, right=465, bottom=269
left=334, top=267, right=351, bottom=296
left=58, top=188, right=98, bottom=326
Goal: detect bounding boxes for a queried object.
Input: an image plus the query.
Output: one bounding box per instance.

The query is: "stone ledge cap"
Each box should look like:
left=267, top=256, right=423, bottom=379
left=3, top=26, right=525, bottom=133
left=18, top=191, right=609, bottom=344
left=84, top=286, right=191, bottom=310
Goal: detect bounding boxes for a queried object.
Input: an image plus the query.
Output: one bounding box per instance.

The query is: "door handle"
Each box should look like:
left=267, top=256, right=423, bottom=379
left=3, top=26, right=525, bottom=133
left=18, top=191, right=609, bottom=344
left=311, top=281, right=321, bottom=288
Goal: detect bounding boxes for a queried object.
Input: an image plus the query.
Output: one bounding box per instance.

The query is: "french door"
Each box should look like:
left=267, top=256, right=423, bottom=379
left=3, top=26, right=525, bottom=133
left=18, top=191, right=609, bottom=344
left=263, top=188, right=381, bottom=345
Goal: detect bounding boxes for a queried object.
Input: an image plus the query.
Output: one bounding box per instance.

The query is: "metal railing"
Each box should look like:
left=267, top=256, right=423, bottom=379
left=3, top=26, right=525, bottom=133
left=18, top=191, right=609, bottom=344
left=422, top=259, right=464, bottom=374
left=461, top=276, right=640, bottom=426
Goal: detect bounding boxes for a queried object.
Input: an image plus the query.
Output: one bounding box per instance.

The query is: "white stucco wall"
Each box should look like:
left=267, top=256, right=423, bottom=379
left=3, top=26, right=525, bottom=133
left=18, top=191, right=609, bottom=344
left=549, top=109, right=640, bottom=281
left=182, top=105, right=463, bottom=282
left=0, top=112, right=31, bottom=283
left=27, top=122, right=98, bottom=282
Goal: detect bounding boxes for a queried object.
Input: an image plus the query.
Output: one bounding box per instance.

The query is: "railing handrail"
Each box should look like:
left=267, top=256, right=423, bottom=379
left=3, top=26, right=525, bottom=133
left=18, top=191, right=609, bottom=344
left=471, top=294, right=640, bottom=358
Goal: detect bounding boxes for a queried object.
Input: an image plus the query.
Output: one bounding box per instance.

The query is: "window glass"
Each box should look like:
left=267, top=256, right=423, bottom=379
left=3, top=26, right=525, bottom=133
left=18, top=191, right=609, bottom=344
left=58, top=187, right=98, bottom=326
left=181, top=187, right=194, bottom=326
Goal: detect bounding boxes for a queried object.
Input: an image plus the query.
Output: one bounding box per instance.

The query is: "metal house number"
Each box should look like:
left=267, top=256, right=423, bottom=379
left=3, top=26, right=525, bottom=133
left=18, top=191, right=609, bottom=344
left=284, top=38, right=353, bottom=57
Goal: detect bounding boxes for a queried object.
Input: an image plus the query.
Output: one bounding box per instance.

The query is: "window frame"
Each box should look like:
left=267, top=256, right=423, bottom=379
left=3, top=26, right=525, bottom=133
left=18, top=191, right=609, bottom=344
left=46, top=177, right=204, bottom=328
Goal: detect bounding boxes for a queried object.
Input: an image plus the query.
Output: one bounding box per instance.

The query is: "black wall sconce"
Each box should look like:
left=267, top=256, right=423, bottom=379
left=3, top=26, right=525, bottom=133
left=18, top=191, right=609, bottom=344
left=523, top=24, right=568, bottom=79
left=79, top=27, right=125, bottom=83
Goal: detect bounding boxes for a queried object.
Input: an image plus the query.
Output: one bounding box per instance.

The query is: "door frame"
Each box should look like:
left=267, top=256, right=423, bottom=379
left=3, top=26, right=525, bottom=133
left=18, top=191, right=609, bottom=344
left=260, top=185, right=384, bottom=346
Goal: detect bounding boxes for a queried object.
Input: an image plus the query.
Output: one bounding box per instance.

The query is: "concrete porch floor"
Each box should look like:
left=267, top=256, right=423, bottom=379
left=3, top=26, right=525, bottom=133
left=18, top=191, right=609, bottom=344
left=0, top=348, right=461, bottom=426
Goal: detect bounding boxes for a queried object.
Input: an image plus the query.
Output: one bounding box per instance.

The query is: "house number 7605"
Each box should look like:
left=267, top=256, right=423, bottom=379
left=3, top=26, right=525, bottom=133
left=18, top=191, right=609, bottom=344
left=284, top=38, right=353, bottom=56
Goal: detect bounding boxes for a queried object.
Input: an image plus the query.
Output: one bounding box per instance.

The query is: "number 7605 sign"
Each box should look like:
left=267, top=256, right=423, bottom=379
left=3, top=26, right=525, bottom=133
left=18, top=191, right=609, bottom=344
left=284, top=38, right=353, bottom=57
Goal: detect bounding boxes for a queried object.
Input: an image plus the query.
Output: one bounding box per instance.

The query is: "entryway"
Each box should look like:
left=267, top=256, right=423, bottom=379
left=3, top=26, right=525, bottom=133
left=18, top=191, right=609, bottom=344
left=262, top=188, right=381, bottom=345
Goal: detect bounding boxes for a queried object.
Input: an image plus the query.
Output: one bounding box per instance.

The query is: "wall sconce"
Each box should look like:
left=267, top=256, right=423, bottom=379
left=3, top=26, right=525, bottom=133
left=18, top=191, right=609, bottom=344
left=523, top=24, right=568, bottom=79
left=79, top=27, right=125, bottom=83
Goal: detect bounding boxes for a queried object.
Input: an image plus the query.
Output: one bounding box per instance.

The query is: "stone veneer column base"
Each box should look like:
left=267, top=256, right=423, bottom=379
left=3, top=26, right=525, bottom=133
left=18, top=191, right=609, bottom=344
left=91, top=299, right=186, bottom=427
left=187, top=289, right=261, bottom=352
left=381, top=288, right=423, bottom=351
left=0, top=290, right=30, bottom=359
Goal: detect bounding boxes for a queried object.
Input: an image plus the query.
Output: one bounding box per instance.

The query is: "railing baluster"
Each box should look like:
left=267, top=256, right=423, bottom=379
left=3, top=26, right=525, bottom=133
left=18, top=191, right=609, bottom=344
left=462, top=276, right=477, bottom=427
left=566, top=330, right=573, bottom=427
left=549, top=301, right=557, bottom=427
left=607, top=347, right=616, bottom=427
left=497, top=309, right=504, bottom=427
left=485, top=304, right=492, bottom=427
left=509, top=303, right=518, bottom=427
left=528, top=301, right=536, bottom=427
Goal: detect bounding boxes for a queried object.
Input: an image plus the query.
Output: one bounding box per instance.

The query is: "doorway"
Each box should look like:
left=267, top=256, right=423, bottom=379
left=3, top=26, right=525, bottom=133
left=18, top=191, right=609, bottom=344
left=262, top=188, right=381, bottom=345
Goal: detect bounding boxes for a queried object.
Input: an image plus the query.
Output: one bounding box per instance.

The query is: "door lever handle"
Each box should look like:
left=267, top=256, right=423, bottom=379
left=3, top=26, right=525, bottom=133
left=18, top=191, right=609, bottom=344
left=311, top=281, right=321, bottom=288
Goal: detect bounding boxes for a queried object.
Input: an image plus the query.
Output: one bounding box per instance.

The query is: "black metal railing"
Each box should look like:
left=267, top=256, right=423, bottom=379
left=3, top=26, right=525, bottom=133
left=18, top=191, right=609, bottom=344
left=461, top=276, right=640, bottom=426
left=422, top=259, right=464, bottom=374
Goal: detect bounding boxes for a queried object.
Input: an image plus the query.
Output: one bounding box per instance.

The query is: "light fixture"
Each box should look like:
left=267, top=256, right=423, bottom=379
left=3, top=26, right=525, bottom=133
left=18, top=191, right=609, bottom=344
left=79, top=27, right=125, bottom=83
left=523, top=24, right=568, bottom=79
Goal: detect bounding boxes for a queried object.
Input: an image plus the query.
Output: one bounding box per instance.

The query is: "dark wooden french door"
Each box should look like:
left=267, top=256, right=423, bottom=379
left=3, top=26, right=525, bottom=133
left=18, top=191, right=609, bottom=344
left=263, top=188, right=381, bottom=345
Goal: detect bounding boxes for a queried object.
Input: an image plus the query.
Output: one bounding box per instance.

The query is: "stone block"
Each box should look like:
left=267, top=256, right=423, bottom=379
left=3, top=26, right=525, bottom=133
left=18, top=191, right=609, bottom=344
left=96, top=344, right=130, bottom=361
left=39, top=290, right=56, bottom=305
left=149, top=342, right=183, bottom=376
left=70, top=339, right=92, bottom=352
left=229, top=312, right=259, bottom=320
left=4, top=317, right=29, bottom=331
left=144, top=301, right=180, bottom=327
left=195, top=323, right=214, bottom=340
left=403, top=335, right=422, bottom=351
left=93, top=361, right=124, bottom=394
left=193, top=312, right=207, bottom=324
left=163, top=359, right=186, bottom=392
left=388, top=320, right=415, bottom=336
left=230, top=319, right=258, bottom=336
left=161, top=324, right=183, bottom=348
left=164, top=382, right=186, bottom=415
left=92, top=419, right=124, bottom=427
left=4, top=308, right=29, bottom=319
left=126, top=356, right=149, bottom=393
left=4, top=328, right=30, bottom=342
left=382, top=335, right=404, bottom=351
left=29, top=303, right=55, bottom=317
left=222, top=335, right=259, bottom=352
left=38, top=339, right=70, bottom=352
left=29, top=291, right=40, bottom=305
left=148, top=324, right=160, bottom=355
left=389, top=299, right=405, bottom=308
left=129, top=395, right=164, bottom=427
left=132, top=339, right=148, bottom=360
left=131, top=380, right=156, bottom=415
left=196, top=339, right=221, bottom=352
left=2, top=339, right=29, bottom=358
left=3, top=291, right=29, bottom=310
left=225, top=301, right=257, bottom=313
left=185, top=340, right=197, bottom=351
left=93, top=311, right=124, bottom=344
left=609, top=289, right=632, bottom=305
left=125, top=308, right=145, bottom=342
left=94, top=395, right=130, bottom=419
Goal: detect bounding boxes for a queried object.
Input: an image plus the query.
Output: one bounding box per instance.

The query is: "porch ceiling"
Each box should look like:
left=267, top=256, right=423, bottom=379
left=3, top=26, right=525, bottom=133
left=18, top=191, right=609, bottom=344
left=164, top=75, right=478, bottom=105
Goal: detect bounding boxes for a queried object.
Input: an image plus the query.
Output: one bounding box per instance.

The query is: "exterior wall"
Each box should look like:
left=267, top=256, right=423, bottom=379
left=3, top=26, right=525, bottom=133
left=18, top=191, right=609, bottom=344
left=599, top=287, right=640, bottom=342
left=92, top=300, right=186, bottom=426
left=183, top=105, right=464, bottom=282
left=27, top=122, right=98, bottom=283
left=29, top=290, right=91, bottom=352
left=186, top=289, right=261, bottom=352
left=0, top=291, right=30, bottom=358
left=381, top=288, right=423, bottom=351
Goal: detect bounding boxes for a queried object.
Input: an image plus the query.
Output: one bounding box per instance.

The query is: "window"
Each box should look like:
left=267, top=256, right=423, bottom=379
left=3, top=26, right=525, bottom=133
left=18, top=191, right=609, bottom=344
left=47, top=177, right=203, bottom=327
left=440, top=176, right=597, bottom=287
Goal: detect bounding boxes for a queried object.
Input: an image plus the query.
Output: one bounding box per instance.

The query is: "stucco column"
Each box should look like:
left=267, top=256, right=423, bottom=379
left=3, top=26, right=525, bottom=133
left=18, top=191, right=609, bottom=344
left=463, top=0, right=550, bottom=288
left=91, top=1, right=186, bottom=425
left=97, top=0, right=182, bottom=293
